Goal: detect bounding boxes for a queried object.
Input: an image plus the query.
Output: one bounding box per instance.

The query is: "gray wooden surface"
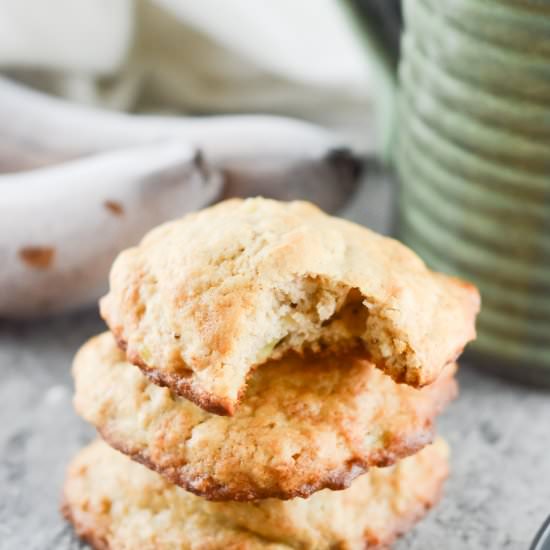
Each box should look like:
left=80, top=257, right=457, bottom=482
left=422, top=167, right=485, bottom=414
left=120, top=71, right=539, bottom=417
left=1, top=172, right=549, bottom=550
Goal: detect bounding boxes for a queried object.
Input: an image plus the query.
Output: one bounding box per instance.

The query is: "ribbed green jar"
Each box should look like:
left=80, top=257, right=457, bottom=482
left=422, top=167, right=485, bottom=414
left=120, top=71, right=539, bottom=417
left=395, top=0, right=550, bottom=384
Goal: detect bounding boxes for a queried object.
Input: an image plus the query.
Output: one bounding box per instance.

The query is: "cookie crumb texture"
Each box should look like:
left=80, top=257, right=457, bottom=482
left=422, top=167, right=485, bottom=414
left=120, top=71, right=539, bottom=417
left=101, top=198, right=479, bottom=415
left=63, top=438, right=449, bottom=550
left=73, top=332, right=457, bottom=501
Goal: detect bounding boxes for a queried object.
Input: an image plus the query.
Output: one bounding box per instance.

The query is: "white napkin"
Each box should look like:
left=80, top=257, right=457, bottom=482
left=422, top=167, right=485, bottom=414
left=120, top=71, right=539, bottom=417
left=0, top=0, right=376, bottom=148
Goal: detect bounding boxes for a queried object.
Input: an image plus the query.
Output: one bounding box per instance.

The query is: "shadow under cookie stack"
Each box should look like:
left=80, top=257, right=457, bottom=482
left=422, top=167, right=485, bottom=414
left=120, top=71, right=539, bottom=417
left=62, top=198, right=479, bottom=549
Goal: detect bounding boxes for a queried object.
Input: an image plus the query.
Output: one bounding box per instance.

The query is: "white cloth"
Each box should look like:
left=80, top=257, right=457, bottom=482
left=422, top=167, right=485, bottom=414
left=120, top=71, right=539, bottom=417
left=0, top=0, right=379, bottom=149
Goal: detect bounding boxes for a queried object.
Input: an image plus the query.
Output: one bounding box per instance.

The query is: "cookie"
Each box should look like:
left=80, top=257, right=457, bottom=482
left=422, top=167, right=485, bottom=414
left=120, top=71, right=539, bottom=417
left=73, top=332, right=457, bottom=501
left=63, top=438, right=449, bottom=550
left=100, top=198, right=478, bottom=415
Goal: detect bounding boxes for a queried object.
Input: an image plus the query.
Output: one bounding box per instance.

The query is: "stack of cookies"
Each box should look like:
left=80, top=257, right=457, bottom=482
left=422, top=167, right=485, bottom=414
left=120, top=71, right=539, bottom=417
left=63, top=198, right=479, bottom=549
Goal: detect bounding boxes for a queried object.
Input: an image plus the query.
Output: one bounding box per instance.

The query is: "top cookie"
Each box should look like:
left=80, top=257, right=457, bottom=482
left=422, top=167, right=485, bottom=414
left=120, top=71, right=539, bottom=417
left=101, top=197, right=479, bottom=415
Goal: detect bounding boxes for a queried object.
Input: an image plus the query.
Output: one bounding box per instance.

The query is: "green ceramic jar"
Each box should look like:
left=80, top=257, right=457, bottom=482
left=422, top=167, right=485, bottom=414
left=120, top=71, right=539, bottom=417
left=395, top=0, right=550, bottom=384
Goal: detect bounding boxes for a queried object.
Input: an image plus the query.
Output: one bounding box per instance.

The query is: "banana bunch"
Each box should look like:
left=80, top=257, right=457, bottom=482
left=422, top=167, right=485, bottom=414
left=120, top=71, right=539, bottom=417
left=0, top=77, right=362, bottom=318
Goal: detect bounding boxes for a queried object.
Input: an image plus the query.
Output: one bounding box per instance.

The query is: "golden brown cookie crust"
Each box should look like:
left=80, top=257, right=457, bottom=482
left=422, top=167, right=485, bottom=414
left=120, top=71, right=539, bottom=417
left=62, top=438, right=450, bottom=550
left=100, top=198, right=478, bottom=415
left=73, top=332, right=457, bottom=501
left=114, top=330, right=234, bottom=416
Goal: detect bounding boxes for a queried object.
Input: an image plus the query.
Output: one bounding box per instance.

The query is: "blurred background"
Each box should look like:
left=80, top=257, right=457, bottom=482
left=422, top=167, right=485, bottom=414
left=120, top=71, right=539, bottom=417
left=0, top=0, right=396, bottom=319
left=0, top=0, right=380, bottom=315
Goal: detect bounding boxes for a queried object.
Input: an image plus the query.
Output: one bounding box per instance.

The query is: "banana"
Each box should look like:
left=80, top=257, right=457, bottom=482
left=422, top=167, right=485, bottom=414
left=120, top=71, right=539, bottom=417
left=0, top=76, right=362, bottom=317
left=0, top=76, right=362, bottom=212
left=0, top=142, right=221, bottom=318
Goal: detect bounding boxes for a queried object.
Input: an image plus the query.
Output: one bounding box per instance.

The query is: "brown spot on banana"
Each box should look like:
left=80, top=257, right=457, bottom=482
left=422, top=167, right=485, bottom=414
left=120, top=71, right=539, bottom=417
left=104, top=201, right=124, bottom=216
left=18, top=247, right=55, bottom=269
